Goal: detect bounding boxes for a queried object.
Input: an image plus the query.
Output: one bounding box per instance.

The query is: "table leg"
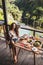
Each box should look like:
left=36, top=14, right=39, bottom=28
left=17, top=48, right=21, bottom=56
left=34, top=53, right=36, bottom=65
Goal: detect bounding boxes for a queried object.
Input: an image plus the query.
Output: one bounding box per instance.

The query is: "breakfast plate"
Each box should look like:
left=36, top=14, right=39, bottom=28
left=32, top=47, right=38, bottom=52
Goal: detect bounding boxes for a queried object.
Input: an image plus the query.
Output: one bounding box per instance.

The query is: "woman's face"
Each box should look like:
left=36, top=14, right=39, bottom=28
left=13, top=24, right=16, bottom=29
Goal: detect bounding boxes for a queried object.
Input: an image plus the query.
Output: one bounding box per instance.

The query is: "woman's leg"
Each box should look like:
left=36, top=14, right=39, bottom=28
left=12, top=46, right=17, bottom=63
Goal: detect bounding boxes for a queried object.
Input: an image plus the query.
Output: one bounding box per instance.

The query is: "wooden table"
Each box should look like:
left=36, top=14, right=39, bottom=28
left=13, top=42, right=40, bottom=65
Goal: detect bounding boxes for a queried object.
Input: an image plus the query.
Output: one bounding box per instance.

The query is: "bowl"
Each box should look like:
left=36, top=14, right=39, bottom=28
left=33, top=41, right=41, bottom=47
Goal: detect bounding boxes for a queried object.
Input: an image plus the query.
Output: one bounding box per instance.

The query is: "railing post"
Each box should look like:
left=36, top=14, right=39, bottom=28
left=33, top=30, right=35, bottom=36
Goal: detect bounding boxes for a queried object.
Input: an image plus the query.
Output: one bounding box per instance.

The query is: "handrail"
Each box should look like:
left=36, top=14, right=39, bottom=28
left=20, top=27, right=43, bottom=33
left=20, top=26, right=43, bottom=36
left=0, top=24, right=43, bottom=37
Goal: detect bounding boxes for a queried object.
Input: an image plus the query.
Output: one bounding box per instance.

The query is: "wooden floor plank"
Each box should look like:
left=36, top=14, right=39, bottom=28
left=0, top=40, right=43, bottom=65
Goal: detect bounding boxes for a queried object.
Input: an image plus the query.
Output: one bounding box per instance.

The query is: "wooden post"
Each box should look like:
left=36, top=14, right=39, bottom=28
left=33, top=30, right=35, bottom=36
left=2, top=0, right=9, bottom=38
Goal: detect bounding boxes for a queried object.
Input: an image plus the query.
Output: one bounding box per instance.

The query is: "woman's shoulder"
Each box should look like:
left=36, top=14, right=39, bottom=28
left=9, top=30, right=16, bottom=35
left=9, top=30, right=13, bottom=33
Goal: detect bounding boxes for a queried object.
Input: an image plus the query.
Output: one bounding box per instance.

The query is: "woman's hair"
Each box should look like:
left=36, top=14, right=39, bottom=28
left=10, top=23, right=19, bottom=36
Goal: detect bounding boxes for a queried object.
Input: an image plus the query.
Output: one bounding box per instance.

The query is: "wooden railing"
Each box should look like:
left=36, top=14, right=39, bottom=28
left=0, top=25, right=43, bottom=39
left=20, top=26, right=43, bottom=36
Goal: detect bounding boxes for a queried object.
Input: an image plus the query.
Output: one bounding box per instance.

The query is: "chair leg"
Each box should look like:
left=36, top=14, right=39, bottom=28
left=9, top=47, right=12, bottom=61
left=6, top=40, right=9, bottom=48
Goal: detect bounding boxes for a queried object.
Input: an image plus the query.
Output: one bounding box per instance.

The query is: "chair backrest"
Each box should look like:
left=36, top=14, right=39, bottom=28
left=4, top=25, right=11, bottom=41
left=4, top=25, right=13, bottom=49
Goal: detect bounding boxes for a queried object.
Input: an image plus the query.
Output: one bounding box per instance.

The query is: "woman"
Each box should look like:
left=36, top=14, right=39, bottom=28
left=9, top=22, right=20, bottom=63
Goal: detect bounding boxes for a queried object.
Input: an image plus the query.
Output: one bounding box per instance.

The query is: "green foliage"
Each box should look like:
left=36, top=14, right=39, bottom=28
left=0, top=14, right=4, bottom=20
left=25, top=13, right=30, bottom=18
left=6, top=0, right=22, bottom=21
left=0, top=8, right=4, bottom=20
left=0, top=0, right=43, bottom=29
left=15, top=0, right=43, bottom=29
left=0, top=0, right=2, bottom=7
left=10, top=5, right=22, bottom=21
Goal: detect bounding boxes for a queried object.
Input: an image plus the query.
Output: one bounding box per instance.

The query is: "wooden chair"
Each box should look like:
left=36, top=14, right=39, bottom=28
left=3, top=25, right=13, bottom=60
left=4, top=25, right=22, bottom=61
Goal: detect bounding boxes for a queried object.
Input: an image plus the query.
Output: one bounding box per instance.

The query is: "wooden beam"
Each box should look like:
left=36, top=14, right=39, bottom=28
left=21, top=27, right=43, bottom=33
left=2, top=0, right=9, bottom=37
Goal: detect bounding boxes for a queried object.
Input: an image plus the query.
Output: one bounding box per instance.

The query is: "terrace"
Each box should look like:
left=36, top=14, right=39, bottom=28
left=0, top=39, right=43, bottom=65
left=0, top=0, right=43, bottom=65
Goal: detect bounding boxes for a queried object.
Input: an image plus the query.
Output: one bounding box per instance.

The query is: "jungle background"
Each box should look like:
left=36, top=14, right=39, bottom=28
left=0, top=0, right=43, bottom=29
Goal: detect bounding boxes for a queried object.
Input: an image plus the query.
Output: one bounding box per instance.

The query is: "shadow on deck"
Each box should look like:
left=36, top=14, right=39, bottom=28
left=0, top=40, right=43, bottom=65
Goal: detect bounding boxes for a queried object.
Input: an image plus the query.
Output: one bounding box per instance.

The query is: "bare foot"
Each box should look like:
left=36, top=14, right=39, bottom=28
left=14, top=56, right=17, bottom=63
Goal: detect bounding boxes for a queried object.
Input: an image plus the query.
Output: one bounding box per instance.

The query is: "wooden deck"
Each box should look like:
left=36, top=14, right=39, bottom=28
left=0, top=40, right=43, bottom=65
